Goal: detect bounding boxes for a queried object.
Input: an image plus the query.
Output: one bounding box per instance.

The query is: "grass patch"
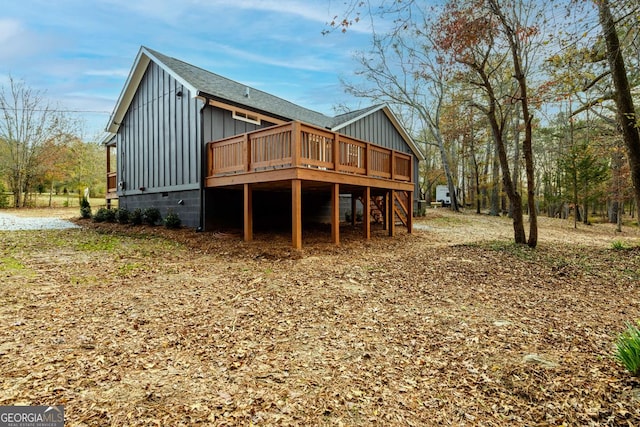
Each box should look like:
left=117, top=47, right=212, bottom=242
left=118, top=262, right=143, bottom=277
left=0, top=256, right=25, bottom=272
left=69, top=275, right=100, bottom=285
left=76, top=234, right=122, bottom=252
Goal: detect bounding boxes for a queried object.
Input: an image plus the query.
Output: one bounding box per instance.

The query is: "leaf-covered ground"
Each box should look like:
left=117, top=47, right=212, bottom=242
left=1, top=209, right=640, bottom=426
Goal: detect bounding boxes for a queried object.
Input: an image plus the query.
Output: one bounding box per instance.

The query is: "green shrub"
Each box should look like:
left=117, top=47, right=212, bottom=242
left=143, top=207, right=161, bottom=225
left=130, top=208, right=143, bottom=225
left=93, top=207, right=111, bottom=222
left=164, top=210, right=181, bottom=229
left=0, top=182, right=9, bottom=208
left=115, top=208, right=130, bottom=224
left=615, top=321, right=640, bottom=376
left=80, top=197, right=92, bottom=219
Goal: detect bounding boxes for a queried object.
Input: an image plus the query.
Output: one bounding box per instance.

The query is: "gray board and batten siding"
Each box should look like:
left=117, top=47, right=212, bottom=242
left=335, top=108, right=421, bottom=196
left=116, top=62, right=202, bottom=226
left=118, top=62, right=200, bottom=194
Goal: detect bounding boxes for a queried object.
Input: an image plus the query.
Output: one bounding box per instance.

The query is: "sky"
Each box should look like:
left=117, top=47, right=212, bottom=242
left=0, top=0, right=375, bottom=141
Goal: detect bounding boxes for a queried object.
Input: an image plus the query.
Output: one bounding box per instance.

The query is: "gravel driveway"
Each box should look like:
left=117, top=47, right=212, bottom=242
left=0, top=212, right=79, bottom=231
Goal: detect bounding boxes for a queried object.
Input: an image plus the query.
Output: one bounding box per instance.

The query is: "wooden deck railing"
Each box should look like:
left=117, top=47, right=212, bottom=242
left=107, top=172, right=117, bottom=194
left=206, top=121, right=413, bottom=183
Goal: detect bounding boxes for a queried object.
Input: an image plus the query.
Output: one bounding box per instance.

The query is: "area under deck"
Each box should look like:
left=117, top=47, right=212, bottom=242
left=205, top=121, right=415, bottom=249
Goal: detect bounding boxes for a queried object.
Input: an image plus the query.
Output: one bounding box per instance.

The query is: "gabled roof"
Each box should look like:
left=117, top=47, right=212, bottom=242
left=106, top=46, right=424, bottom=160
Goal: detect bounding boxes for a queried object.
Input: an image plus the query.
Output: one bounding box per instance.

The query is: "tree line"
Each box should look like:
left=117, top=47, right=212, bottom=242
left=332, top=0, right=640, bottom=247
left=0, top=78, right=105, bottom=208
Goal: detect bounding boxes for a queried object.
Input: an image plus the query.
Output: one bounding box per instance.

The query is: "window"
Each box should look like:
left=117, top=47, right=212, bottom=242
left=233, top=110, right=261, bottom=125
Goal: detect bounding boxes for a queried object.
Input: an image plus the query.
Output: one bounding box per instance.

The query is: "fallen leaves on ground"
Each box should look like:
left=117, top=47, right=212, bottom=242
left=1, top=209, right=640, bottom=426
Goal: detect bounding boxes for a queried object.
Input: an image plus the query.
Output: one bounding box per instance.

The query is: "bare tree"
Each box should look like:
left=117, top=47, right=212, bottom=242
left=341, top=17, right=461, bottom=211
left=0, top=77, right=71, bottom=207
left=434, top=0, right=543, bottom=246
left=486, top=0, right=539, bottom=247
left=596, top=0, right=640, bottom=220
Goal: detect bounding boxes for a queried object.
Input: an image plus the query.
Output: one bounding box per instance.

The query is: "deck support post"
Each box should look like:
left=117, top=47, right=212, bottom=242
left=292, top=179, right=302, bottom=249
left=407, top=191, right=413, bottom=234
left=331, top=183, right=340, bottom=245
left=351, top=194, right=357, bottom=226
left=388, top=189, right=395, bottom=237
left=244, top=183, right=253, bottom=241
left=383, top=192, right=389, bottom=231
left=363, top=187, right=370, bottom=240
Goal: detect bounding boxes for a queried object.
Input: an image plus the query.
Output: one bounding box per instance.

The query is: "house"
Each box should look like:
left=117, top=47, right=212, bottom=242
left=105, top=46, right=424, bottom=248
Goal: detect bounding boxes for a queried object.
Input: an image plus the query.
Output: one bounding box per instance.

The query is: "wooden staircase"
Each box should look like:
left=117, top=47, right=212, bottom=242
left=392, top=191, right=409, bottom=227
left=363, top=191, right=410, bottom=227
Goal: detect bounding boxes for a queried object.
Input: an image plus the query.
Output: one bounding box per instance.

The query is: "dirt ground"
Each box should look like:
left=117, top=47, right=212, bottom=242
left=1, top=207, right=640, bottom=426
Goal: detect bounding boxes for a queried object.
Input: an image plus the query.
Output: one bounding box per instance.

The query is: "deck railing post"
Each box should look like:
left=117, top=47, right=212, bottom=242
left=292, top=121, right=301, bottom=168
left=390, top=150, right=396, bottom=181
left=333, top=132, right=340, bottom=172
left=244, top=134, right=250, bottom=172
left=207, top=143, right=213, bottom=176
left=409, top=153, right=413, bottom=183
left=365, top=143, right=371, bottom=176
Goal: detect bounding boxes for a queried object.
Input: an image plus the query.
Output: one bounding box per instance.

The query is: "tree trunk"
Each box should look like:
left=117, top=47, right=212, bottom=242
left=432, top=129, right=459, bottom=212
left=441, top=145, right=460, bottom=212
left=598, top=0, right=640, bottom=224
left=485, top=89, right=526, bottom=243
left=488, top=0, right=537, bottom=247
left=510, top=108, right=521, bottom=219
left=472, top=146, right=481, bottom=214
left=490, top=142, right=500, bottom=217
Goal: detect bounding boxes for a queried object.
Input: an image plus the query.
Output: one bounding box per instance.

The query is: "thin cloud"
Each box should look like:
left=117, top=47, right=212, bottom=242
left=84, top=69, right=130, bottom=78
left=212, top=43, right=334, bottom=72
left=204, top=0, right=372, bottom=33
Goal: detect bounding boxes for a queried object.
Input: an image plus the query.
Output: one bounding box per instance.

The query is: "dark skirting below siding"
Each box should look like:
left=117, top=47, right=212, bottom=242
left=118, top=189, right=201, bottom=228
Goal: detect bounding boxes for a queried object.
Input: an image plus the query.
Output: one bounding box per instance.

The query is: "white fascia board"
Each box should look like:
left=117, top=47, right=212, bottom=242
left=141, top=47, right=198, bottom=98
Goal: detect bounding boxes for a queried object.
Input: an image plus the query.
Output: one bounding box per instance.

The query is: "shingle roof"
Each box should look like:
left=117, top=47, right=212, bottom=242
left=330, top=104, right=384, bottom=129
left=145, top=47, right=335, bottom=129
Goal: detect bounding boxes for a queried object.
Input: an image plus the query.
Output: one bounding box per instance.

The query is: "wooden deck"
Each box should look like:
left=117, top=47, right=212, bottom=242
left=205, top=121, right=414, bottom=248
